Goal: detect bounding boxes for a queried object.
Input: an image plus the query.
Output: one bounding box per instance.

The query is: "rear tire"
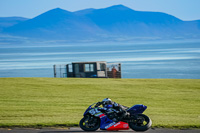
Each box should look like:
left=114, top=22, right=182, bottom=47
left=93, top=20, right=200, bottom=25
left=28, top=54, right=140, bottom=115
left=129, top=114, right=152, bottom=132
left=79, top=115, right=100, bottom=131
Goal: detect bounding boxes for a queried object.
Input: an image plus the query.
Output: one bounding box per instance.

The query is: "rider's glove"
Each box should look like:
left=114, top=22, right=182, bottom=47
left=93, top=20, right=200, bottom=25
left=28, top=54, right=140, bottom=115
left=95, top=102, right=102, bottom=107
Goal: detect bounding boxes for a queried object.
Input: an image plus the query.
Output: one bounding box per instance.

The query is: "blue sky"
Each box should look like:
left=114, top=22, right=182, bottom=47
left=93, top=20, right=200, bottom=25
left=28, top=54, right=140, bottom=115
left=0, top=0, right=200, bottom=21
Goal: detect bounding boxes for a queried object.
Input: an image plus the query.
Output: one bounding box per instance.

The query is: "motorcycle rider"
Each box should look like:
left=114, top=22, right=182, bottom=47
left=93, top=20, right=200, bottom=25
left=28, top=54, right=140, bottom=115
left=95, top=98, right=129, bottom=121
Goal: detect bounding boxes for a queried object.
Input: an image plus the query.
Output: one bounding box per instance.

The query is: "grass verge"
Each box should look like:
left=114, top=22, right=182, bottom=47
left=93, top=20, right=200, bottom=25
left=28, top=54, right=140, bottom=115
left=0, top=78, right=200, bottom=129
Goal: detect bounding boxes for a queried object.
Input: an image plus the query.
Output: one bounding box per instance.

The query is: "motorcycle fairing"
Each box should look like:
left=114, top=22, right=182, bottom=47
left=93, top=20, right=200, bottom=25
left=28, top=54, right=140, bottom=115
left=99, top=114, right=129, bottom=130
left=84, top=106, right=103, bottom=117
left=99, top=114, right=114, bottom=130
left=83, top=105, right=92, bottom=116
left=107, top=121, right=129, bottom=131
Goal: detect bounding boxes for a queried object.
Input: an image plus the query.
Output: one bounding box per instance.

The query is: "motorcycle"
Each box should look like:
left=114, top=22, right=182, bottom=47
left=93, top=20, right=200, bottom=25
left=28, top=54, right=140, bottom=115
left=79, top=103, right=152, bottom=132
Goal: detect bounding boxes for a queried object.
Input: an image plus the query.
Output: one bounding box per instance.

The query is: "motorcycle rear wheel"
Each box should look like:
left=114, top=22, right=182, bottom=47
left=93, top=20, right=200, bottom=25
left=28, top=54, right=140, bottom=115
left=129, top=114, right=152, bottom=132
left=79, top=115, right=100, bottom=131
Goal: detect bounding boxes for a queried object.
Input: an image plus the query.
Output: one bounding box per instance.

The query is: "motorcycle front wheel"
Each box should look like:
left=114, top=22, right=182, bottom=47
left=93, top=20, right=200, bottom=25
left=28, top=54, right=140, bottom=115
left=129, top=114, right=152, bottom=132
left=79, top=115, right=100, bottom=131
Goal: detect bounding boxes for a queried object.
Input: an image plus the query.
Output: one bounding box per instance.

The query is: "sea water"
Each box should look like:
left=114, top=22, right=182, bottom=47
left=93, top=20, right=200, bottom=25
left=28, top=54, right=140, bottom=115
left=0, top=41, right=200, bottom=78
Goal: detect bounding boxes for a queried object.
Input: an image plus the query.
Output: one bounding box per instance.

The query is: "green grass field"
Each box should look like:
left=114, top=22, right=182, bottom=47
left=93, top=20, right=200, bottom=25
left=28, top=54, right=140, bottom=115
left=0, top=78, right=200, bottom=128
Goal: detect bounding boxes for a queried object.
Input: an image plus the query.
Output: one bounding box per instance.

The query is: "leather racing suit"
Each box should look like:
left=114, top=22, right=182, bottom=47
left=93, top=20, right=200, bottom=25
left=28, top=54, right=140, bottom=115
left=95, top=101, right=129, bottom=121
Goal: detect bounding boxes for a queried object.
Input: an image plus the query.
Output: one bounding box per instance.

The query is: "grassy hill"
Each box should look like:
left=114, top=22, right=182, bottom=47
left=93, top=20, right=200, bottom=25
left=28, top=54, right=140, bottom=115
left=0, top=78, right=199, bottom=128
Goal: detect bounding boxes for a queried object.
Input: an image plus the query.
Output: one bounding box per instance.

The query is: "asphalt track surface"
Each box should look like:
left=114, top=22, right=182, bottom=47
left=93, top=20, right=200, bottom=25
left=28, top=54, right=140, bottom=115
left=0, top=128, right=200, bottom=133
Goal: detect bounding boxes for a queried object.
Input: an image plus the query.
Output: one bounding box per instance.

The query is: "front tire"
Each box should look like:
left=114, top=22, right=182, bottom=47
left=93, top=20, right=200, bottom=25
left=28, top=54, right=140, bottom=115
left=129, top=114, right=152, bottom=132
left=79, top=115, right=100, bottom=131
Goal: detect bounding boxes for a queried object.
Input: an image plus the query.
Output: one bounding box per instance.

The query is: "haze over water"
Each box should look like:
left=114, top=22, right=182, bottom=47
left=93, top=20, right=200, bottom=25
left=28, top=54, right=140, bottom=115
left=0, top=40, right=200, bottom=79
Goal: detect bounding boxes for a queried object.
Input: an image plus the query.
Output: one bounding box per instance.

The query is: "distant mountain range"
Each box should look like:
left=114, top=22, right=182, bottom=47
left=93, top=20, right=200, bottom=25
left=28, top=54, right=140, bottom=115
left=0, top=17, right=28, bottom=32
left=1, top=5, right=200, bottom=42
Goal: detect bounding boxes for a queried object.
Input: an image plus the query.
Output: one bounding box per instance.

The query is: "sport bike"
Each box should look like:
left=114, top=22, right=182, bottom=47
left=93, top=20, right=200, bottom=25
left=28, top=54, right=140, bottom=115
left=79, top=103, right=152, bottom=131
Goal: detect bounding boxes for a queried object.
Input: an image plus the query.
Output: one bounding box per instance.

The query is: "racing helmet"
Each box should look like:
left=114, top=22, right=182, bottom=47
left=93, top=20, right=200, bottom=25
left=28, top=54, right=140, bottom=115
left=102, top=98, right=112, bottom=106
